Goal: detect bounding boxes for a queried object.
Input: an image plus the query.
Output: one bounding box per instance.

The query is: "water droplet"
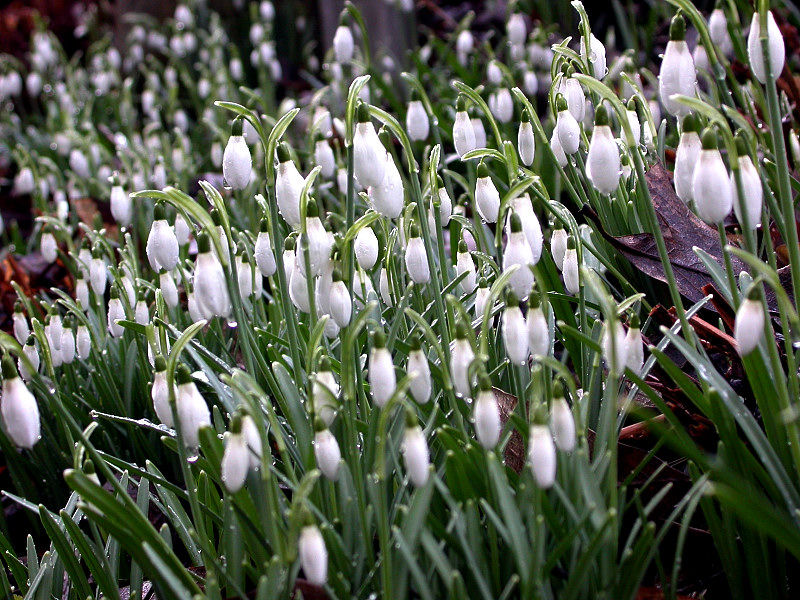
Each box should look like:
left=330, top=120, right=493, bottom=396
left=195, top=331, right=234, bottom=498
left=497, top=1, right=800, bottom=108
left=187, top=455, right=199, bottom=463
left=222, top=178, right=231, bottom=191
left=227, top=320, right=238, bottom=329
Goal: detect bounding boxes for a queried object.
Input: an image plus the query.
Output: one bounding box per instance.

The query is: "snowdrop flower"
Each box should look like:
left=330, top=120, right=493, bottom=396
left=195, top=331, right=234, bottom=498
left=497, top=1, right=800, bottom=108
left=435, top=177, right=453, bottom=226
left=40, top=231, right=57, bottom=264
left=529, top=423, right=556, bottom=488
left=406, top=333, right=432, bottom=404
left=625, top=98, right=641, bottom=146
left=625, top=314, right=644, bottom=375
left=527, top=293, right=550, bottom=356
left=507, top=13, right=526, bottom=46
left=107, top=288, right=125, bottom=338
left=1, top=356, right=40, bottom=449
left=407, top=98, right=430, bottom=141
left=586, top=105, right=621, bottom=195
left=748, top=11, right=785, bottom=84
left=329, top=269, right=352, bottom=328
left=240, top=415, right=263, bottom=469
left=474, top=277, right=490, bottom=319
left=456, top=30, right=473, bottom=66
left=299, top=199, right=332, bottom=277
left=222, top=418, right=251, bottom=493
left=692, top=129, right=732, bottom=225
left=550, top=129, right=568, bottom=167
left=299, top=525, right=327, bottom=586
left=709, top=8, right=733, bottom=56
left=475, top=162, right=500, bottom=223
left=147, top=203, right=180, bottom=272
left=110, top=182, right=132, bottom=227
left=503, top=213, right=535, bottom=299
left=369, top=331, right=396, bottom=407
left=222, top=119, right=252, bottom=190
left=12, top=302, right=28, bottom=345
left=371, top=151, right=404, bottom=218
left=175, top=365, right=211, bottom=449
left=255, top=219, right=277, bottom=277
left=194, top=232, right=232, bottom=319
left=402, top=412, right=430, bottom=486
left=487, top=60, right=503, bottom=85
left=523, top=69, right=539, bottom=96
left=562, top=235, right=579, bottom=295
left=13, top=167, right=34, bottom=196
left=508, top=193, right=543, bottom=264
left=453, top=95, right=477, bottom=158
left=473, top=376, right=500, bottom=448
left=75, top=271, right=89, bottom=309
left=602, top=317, right=629, bottom=378
left=60, top=319, right=75, bottom=364
left=312, top=357, right=339, bottom=425
left=333, top=24, right=354, bottom=63
left=735, top=285, right=765, bottom=356
left=135, top=296, right=150, bottom=325
left=674, top=114, right=702, bottom=203
left=659, top=14, right=696, bottom=117
left=314, top=420, right=341, bottom=481
left=353, top=104, right=387, bottom=188
left=76, top=324, right=91, bottom=360
left=550, top=223, right=568, bottom=271
left=355, top=225, right=379, bottom=270
left=550, top=382, right=575, bottom=452
left=379, top=266, right=393, bottom=307
left=276, top=143, right=305, bottom=228
left=559, top=69, right=585, bottom=123
left=236, top=251, right=259, bottom=299
left=289, top=254, right=311, bottom=313
left=581, top=32, right=607, bottom=80
left=489, top=88, right=514, bottom=124
left=503, top=291, right=528, bottom=365
left=151, top=356, right=174, bottom=427
left=314, top=137, right=335, bottom=178
left=555, top=95, right=581, bottom=155
left=731, top=138, right=763, bottom=230
left=518, top=109, right=535, bottom=166
left=472, top=118, right=487, bottom=150
left=19, top=337, right=39, bottom=382
left=69, top=149, right=90, bottom=179
left=451, top=320, right=476, bottom=399
left=46, top=310, right=63, bottom=353
left=456, top=240, right=477, bottom=294
left=159, top=269, right=179, bottom=308
left=405, top=224, right=430, bottom=285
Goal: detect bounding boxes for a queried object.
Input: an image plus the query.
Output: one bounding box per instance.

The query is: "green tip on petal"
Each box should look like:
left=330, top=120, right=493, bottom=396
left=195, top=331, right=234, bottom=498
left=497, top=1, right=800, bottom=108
left=567, top=234, right=576, bottom=250
left=746, top=284, right=761, bottom=302
left=477, top=161, right=489, bottom=178
left=556, top=94, right=568, bottom=112
left=307, top=198, right=319, bottom=218
left=259, top=218, right=269, bottom=232
left=154, top=202, right=166, bottom=222
left=197, top=231, right=211, bottom=253
left=594, top=104, right=609, bottom=127
left=455, top=319, right=469, bottom=339
left=510, top=212, right=523, bottom=233
left=552, top=379, right=565, bottom=399
left=1, top=355, right=18, bottom=380
left=231, top=118, right=244, bottom=137
left=670, top=13, right=686, bottom=41
left=528, top=292, right=541, bottom=309
left=176, top=364, right=193, bottom=385
left=318, top=355, right=331, bottom=371
left=409, top=332, right=422, bottom=351
left=284, top=236, right=296, bottom=251
left=371, top=329, right=386, bottom=349
left=735, top=135, right=748, bottom=157
left=682, top=113, right=700, bottom=133
left=629, top=313, right=640, bottom=329
left=700, top=128, right=718, bottom=150
left=277, top=142, right=291, bottom=163
left=154, top=355, right=167, bottom=372
left=410, top=222, right=420, bottom=238
left=458, top=239, right=468, bottom=254
left=505, top=288, right=519, bottom=307
left=478, top=374, right=492, bottom=392
left=456, top=95, right=467, bottom=112
left=356, top=102, right=371, bottom=123
left=404, top=408, right=418, bottom=428
left=521, top=108, right=531, bottom=123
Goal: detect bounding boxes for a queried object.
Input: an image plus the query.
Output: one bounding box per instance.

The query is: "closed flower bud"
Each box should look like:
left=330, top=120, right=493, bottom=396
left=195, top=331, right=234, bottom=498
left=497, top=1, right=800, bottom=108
left=456, top=30, right=473, bottom=66
left=110, top=183, right=132, bottom=226
left=353, top=105, right=387, bottom=188
left=474, top=377, right=501, bottom=448
left=503, top=291, right=528, bottom=364
left=405, top=225, right=430, bottom=284
left=379, top=267, right=393, bottom=307
left=47, top=311, right=63, bottom=352
left=475, top=162, right=500, bottom=223
left=674, top=115, right=702, bottom=203
left=474, top=277, right=490, bottom=319
left=90, top=251, right=107, bottom=296
left=529, top=423, right=556, bottom=488
left=151, top=356, right=174, bottom=427
left=314, top=423, right=341, bottom=481
left=312, top=357, right=339, bottom=425
left=489, top=89, right=514, bottom=124
left=12, top=303, right=28, bottom=344
left=299, top=200, right=332, bottom=277
left=369, top=331, right=396, bottom=407
left=563, top=236, right=580, bottom=295
left=550, top=129, right=568, bottom=167
left=194, top=232, right=232, bottom=319
left=1, top=356, right=41, bottom=449
left=146, top=203, right=180, bottom=271
left=555, top=95, right=581, bottom=155
left=60, top=321, right=75, bottom=364
left=581, top=33, right=607, bottom=79
left=472, top=118, right=487, bottom=150
left=692, top=130, right=732, bottom=225
left=503, top=213, right=535, bottom=299
left=451, top=321, right=476, bottom=398
left=436, top=181, right=452, bottom=226
left=507, top=13, right=526, bottom=46
left=523, top=70, right=538, bottom=96
left=550, top=382, right=575, bottom=452
left=602, top=318, right=629, bottom=378
left=107, top=289, right=125, bottom=338
left=255, top=219, right=277, bottom=277
left=453, top=96, right=477, bottom=157
left=559, top=73, right=585, bottom=123
left=276, top=143, right=306, bottom=228
left=236, top=251, right=259, bottom=298
left=518, top=109, right=535, bottom=166
left=735, top=286, right=765, bottom=356
left=222, top=120, right=252, bottom=190
left=586, top=106, right=621, bottom=195
left=507, top=193, right=543, bottom=264
left=659, top=15, right=696, bottom=117
left=456, top=240, right=477, bottom=294
left=176, top=365, right=211, bottom=448
left=406, top=99, right=429, bottom=141
left=407, top=334, right=431, bottom=404
left=333, top=24, right=354, bottom=63
left=135, top=299, right=150, bottom=325
left=41, top=231, right=57, bottom=264
left=76, top=324, right=91, bottom=360
left=289, top=256, right=311, bottom=313
left=625, top=314, right=644, bottom=375
left=222, top=428, right=249, bottom=493
left=550, top=224, right=568, bottom=271
left=19, top=337, right=39, bottom=382
left=329, top=269, right=352, bottom=328
left=527, top=294, right=550, bottom=356
left=160, top=269, right=179, bottom=308
left=355, top=225, right=379, bottom=270
left=402, top=416, right=430, bottom=486
left=241, top=415, right=262, bottom=469
left=298, top=525, right=327, bottom=586
left=371, top=152, right=404, bottom=218
left=314, top=139, right=335, bottom=178
left=625, top=99, right=641, bottom=146
left=731, top=140, right=763, bottom=230
left=748, top=11, right=785, bottom=84
left=709, top=8, right=733, bottom=56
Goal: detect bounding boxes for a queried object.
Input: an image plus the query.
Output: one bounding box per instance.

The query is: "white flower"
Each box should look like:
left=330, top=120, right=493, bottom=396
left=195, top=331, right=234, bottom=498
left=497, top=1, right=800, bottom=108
left=474, top=383, right=501, bottom=448
left=475, top=162, right=500, bottom=223
left=298, top=201, right=332, bottom=277
left=276, top=143, right=305, bottom=228
left=151, top=356, right=174, bottom=427
left=176, top=366, right=211, bottom=448
left=451, top=322, right=476, bottom=399
left=314, top=139, right=335, bottom=178
left=507, top=13, right=526, bottom=46
left=12, top=304, right=28, bottom=344
left=518, top=110, right=535, bottom=166
left=456, top=240, right=477, bottom=294
left=146, top=203, right=179, bottom=271
left=674, top=117, right=702, bottom=203
left=19, top=338, right=39, bottom=382
left=550, top=129, right=568, bottom=167
left=222, top=125, right=252, bottom=190
left=507, top=194, right=543, bottom=264
left=312, top=358, right=339, bottom=425
left=407, top=99, right=429, bottom=141
left=453, top=96, right=476, bottom=157
left=289, top=257, right=311, bottom=313
left=709, top=8, right=733, bottom=56
left=456, top=30, right=473, bottom=65
left=255, top=220, right=277, bottom=277
left=60, top=324, right=75, bottom=364
left=1, top=357, right=40, bottom=449
left=527, top=297, right=550, bottom=356
left=353, top=105, right=387, bottom=189
left=602, top=319, right=629, bottom=378
left=402, top=423, right=430, bottom=486
left=194, top=233, right=232, bottom=319
left=107, top=291, right=125, bottom=338
left=76, top=325, right=91, bottom=360
left=47, top=312, right=63, bottom=352
left=242, top=415, right=263, bottom=468
left=586, top=106, right=621, bottom=195
left=550, top=389, right=575, bottom=452
left=329, top=270, right=352, bottom=328
left=315, top=259, right=334, bottom=320
left=550, top=226, right=568, bottom=271
left=333, top=25, right=354, bottom=63
left=314, top=427, right=341, bottom=481
left=625, top=101, right=641, bottom=146
left=625, top=317, right=644, bottom=375
left=90, top=253, right=107, bottom=296
left=135, top=299, right=150, bottom=325
left=529, top=424, right=556, bottom=488
left=489, top=89, right=514, bottom=124
left=735, top=289, right=765, bottom=356
left=222, top=429, right=249, bottom=493
left=487, top=60, right=503, bottom=85
left=503, top=294, right=528, bottom=365
left=555, top=96, right=581, bottom=155
left=405, top=226, right=430, bottom=284
left=562, top=239, right=580, bottom=295
left=69, top=149, right=90, bottom=179
left=472, top=118, right=487, bottom=150
left=581, top=33, right=607, bottom=79
left=731, top=150, right=763, bottom=230
left=369, top=332, right=396, bottom=407
left=692, top=131, right=732, bottom=225
left=523, top=70, right=539, bottom=96
left=298, top=525, right=327, bottom=586
left=436, top=184, right=452, bottom=226
left=559, top=76, right=585, bottom=123
left=355, top=226, right=379, bottom=270
left=110, top=183, right=132, bottom=227
left=371, top=152, right=404, bottom=219
left=236, top=252, right=258, bottom=299
left=503, top=213, right=534, bottom=299
left=658, top=15, right=696, bottom=117
left=13, top=167, right=34, bottom=196
left=748, top=11, right=785, bottom=84
left=407, top=335, right=431, bottom=404
left=474, top=279, right=490, bottom=319
left=379, top=267, right=393, bottom=307
left=160, top=270, right=179, bottom=308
